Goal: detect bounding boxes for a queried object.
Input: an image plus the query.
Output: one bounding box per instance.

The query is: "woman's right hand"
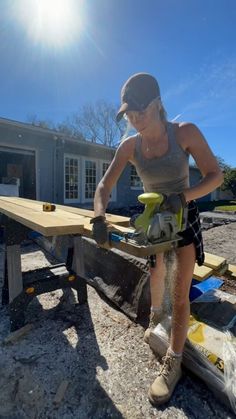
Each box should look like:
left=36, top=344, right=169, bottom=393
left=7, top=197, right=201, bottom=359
left=90, top=216, right=108, bottom=245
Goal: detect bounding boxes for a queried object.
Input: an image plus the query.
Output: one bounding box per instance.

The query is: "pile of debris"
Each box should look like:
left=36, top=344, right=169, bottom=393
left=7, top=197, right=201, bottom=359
left=200, top=211, right=236, bottom=230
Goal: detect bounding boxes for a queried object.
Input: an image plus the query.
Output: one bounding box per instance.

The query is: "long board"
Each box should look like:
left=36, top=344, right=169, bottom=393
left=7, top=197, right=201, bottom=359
left=0, top=198, right=86, bottom=236
left=0, top=197, right=177, bottom=257
left=4, top=197, right=130, bottom=226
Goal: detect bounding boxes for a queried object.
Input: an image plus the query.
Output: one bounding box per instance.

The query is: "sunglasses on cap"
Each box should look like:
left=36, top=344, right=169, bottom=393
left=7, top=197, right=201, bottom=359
left=123, top=97, right=160, bottom=121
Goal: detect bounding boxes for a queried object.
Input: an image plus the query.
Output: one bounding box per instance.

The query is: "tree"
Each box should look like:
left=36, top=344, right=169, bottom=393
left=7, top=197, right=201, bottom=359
left=216, top=156, right=230, bottom=172
left=27, top=114, right=84, bottom=140
left=27, top=100, right=127, bottom=147
left=56, top=120, right=84, bottom=139
left=221, top=167, right=236, bottom=198
left=214, top=156, right=236, bottom=198
left=69, top=100, right=126, bottom=147
left=27, top=114, right=55, bottom=130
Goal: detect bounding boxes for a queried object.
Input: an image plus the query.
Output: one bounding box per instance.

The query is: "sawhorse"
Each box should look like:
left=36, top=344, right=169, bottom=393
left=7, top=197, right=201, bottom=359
left=1, top=216, right=88, bottom=331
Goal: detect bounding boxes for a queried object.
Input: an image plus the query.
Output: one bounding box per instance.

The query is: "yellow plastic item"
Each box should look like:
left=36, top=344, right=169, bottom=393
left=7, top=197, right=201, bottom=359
left=188, top=315, right=225, bottom=372
left=135, top=193, right=164, bottom=232
left=43, top=203, right=56, bottom=212
left=25, top=287, right=35, bottom=295
left=134, top=192, right=184, bottom=233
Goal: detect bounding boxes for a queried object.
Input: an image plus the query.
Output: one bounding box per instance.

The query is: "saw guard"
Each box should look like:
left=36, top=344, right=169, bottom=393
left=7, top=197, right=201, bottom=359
left=134, top=192, right=188, bottom=244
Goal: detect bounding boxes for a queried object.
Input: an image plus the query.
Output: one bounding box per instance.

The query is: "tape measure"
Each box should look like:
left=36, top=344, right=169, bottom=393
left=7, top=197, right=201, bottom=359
left=43, top=203, right=56, bottom=212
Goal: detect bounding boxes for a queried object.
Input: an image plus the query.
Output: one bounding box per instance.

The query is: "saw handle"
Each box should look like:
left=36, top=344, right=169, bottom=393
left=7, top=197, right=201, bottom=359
left=135, top=193, right=164, bottom=232
left=137, top=192, right=164, bottom=206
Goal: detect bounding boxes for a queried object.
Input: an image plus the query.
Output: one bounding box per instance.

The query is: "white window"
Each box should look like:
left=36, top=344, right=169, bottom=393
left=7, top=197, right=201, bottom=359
left=130, top=165, right=143, bottom=189
left=64, top=155, right=117, bottom=204
left=64, top=155, right=79, bottom=202
left=81, top=158, right=116, bottom=203
left=85, top=160, right=97, bottom=200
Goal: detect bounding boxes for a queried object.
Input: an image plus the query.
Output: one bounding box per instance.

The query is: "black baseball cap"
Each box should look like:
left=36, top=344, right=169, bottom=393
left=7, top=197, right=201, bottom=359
left=116, top=73, right=161, bottom=122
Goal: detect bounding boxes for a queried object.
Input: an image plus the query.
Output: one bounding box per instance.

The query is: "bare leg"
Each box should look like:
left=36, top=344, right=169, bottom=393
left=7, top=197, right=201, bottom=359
left=148, top=244, right=196, bottom=405
left=170, top=243, right=196, bottom=354
left=143, top=253, right=167, bottom=343
left=149, top=253, right=166, bottom=309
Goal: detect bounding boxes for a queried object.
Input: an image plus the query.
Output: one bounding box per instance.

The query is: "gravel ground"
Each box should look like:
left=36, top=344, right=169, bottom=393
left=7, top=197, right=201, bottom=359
left=202, top=222, right=236, bottom=265
left=0, top=222, right=235, bottom=419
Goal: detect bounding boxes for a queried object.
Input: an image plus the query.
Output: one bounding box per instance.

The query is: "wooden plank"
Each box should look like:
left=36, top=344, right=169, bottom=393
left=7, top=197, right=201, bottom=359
left=72, top=236, right=87, bottom=303
left=7, top=244, right=23, bottom=302
left=193, top=264, right=213, bottom=281
left=82, top=220, right=178, bottom=257
left=226, top=264, right=236, bottom=279
left=4, top=197, right=130, bottom=226
left=55, top=204, right=130, bottom=226
left=0, top=197, right=179, bottom=257
left=0, top=199, right=85, bottom=236
left=204, top=252, right=228, bottom=273
left=53, top=380, right=69, bottom=406
left=3, top=323, right=33, bottom=344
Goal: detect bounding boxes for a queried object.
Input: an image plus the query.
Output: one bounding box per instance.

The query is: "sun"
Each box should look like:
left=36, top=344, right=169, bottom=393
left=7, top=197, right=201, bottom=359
left=14, top=0, right=84, bottom=48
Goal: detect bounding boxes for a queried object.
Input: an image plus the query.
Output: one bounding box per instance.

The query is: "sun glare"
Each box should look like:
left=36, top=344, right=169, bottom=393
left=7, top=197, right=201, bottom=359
left=14, top=0, right=84, bottom=48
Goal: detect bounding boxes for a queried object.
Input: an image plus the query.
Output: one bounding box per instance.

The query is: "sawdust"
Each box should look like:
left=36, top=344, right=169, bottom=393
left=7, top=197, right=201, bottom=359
left=0, top=221, right=235, bottom=418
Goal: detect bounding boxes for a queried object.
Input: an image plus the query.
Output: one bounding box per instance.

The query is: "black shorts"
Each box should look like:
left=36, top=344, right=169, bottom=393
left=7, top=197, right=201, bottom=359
left=177, top=201, right=204, bottom=266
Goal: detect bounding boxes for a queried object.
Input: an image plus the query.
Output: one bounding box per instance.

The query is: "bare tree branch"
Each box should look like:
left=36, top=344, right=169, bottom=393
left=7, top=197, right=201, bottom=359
left=26, top=100, right=127, bottom=147
left=70, top=100, right=126, bottom=147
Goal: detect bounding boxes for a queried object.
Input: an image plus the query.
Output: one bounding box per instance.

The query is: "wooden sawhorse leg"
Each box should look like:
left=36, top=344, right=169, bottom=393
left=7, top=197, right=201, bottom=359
left=1, top=217, right=29, bottom=330
left=71, top=235, right=88, bottom=304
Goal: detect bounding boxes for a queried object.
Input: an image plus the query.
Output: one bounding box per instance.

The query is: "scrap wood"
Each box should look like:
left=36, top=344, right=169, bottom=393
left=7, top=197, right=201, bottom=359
left=226, top=264, right=236, bottom=279
left=193, top=264, right=213, bottom=281
left=204, top=252, right=228, bottom=274
left=13, top=353, right=43, bottom=365
left=3, top=323, right=33, bottom=345
left=53, top=380, right=69, bottom=406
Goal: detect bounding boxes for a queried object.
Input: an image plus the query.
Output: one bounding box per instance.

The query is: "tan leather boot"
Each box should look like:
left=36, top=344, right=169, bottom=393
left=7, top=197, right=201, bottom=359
left=148, top=350, right=182, bottom=405
left=143, top=310, right=164, bottom=344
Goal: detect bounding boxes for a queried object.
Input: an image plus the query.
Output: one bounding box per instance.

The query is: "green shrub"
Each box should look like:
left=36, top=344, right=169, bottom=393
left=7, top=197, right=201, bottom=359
left=197, top=200, right=236, bottom=212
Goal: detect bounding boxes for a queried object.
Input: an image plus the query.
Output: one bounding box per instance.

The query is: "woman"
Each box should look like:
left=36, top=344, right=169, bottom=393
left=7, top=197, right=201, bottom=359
left=90, top=73, right=223, bottom=406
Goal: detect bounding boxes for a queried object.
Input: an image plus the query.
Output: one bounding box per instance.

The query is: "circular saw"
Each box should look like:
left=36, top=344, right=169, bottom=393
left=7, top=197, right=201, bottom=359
left=131, top=192, right=187, bottom=246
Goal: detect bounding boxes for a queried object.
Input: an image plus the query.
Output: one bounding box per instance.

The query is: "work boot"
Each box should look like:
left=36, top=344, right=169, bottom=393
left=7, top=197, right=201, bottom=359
left=143, top=310, right=164, bottom=344
left=148, top=349, right=182, bottom=406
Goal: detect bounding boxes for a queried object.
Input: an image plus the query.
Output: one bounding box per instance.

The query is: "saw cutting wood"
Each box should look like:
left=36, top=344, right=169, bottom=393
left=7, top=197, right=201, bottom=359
left=128, top=192, right=187, bottom=245
left=89, top=192, right=188, bottom=259
left=0, top=196, right=186, bottom=258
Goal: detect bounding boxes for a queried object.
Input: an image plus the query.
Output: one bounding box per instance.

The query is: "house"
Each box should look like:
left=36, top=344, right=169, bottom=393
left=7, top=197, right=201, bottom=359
left=0, top=117, right=216, bottom=210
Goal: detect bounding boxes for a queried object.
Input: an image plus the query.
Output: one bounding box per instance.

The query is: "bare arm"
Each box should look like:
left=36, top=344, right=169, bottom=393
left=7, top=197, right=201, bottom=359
left=179, top=123, right=224, bottom=202
left=94, top=137, right=135, bottom=217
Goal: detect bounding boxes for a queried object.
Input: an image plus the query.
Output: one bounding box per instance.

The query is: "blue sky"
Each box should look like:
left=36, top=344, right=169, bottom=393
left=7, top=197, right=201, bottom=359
left=0, top=0, right=236, bottom=166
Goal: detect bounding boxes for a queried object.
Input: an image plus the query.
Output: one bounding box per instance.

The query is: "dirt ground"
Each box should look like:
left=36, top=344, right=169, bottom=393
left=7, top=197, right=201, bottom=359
left=0, top=222, right=235, bottom=418
left=202, top=222, right=236, bottom=295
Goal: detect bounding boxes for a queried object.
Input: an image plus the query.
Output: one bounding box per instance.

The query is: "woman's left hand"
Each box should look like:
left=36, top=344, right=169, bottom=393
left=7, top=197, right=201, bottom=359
left=161, top=192, right=186, bottom=214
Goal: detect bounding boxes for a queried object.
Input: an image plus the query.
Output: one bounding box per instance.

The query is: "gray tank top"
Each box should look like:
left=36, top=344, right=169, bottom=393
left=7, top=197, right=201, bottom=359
left=132, top=122, right=189, bottom=194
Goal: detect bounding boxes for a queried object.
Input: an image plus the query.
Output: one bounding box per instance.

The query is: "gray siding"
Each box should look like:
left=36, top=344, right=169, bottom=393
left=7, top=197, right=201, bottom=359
left=0, top=123, right=55, bottom=201
left=109, top=163, right=143, bottom=209
left=0, top=120, right=116, bottom=207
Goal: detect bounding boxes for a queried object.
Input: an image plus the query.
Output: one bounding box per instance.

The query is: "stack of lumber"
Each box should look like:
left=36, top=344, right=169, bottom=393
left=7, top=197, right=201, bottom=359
left=193, top=251, right=236, bottom=281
